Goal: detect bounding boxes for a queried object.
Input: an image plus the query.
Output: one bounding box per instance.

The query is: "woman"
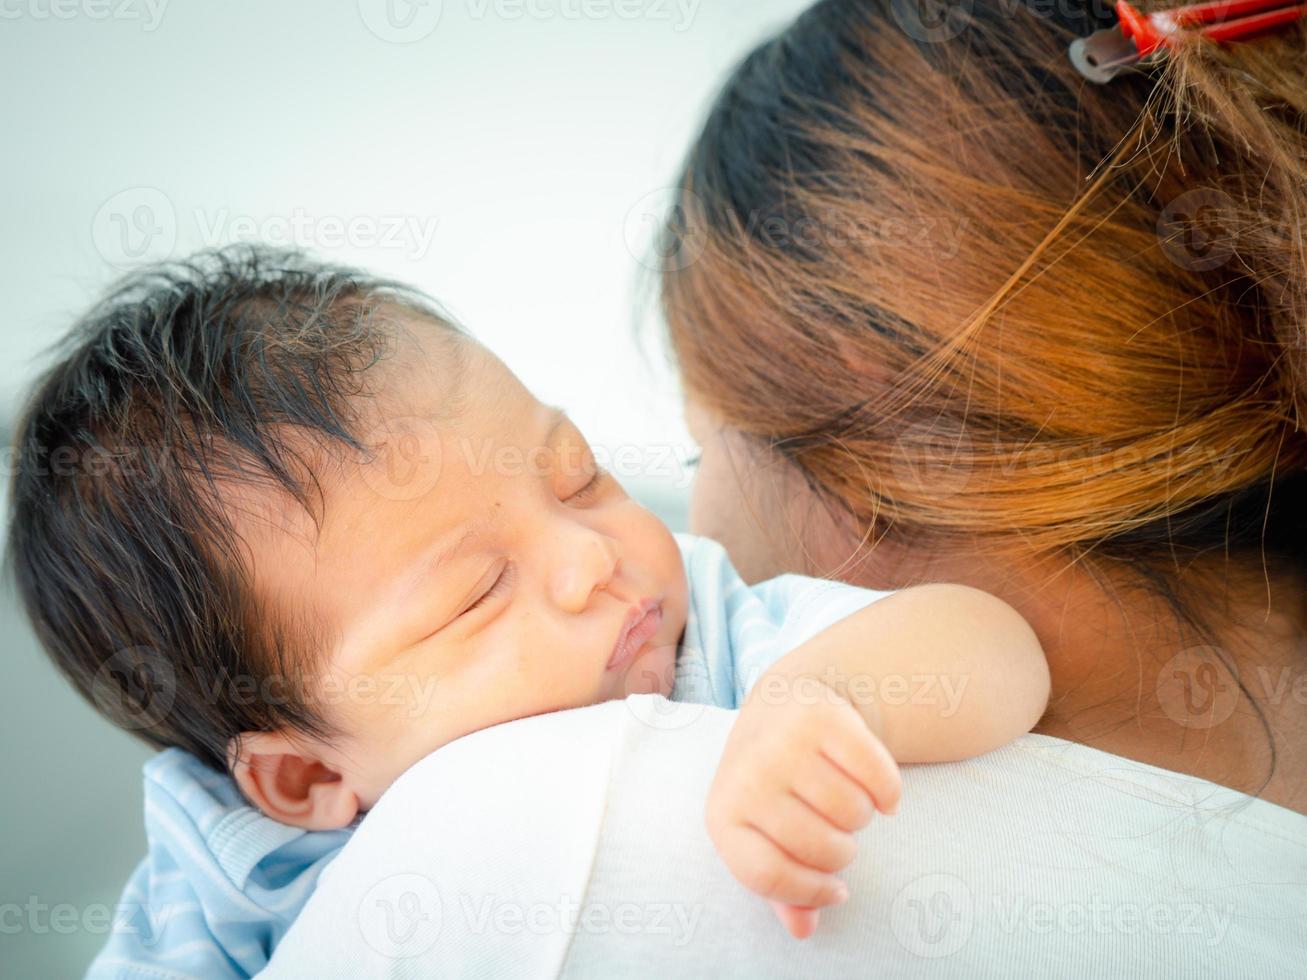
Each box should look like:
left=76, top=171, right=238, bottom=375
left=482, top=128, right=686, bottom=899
left=661, top=0, right=1307, bottom=812
left=264, top=1, right=1305, bottom=974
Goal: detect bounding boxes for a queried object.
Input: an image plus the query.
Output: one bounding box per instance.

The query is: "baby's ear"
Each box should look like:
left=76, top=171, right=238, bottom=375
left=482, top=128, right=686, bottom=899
left=228, top=731, right=360, bottom=830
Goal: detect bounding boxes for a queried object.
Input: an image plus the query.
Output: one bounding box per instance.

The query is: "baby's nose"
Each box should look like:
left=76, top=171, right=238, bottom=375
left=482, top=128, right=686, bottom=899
left=550, top=535, right=620, bottom=612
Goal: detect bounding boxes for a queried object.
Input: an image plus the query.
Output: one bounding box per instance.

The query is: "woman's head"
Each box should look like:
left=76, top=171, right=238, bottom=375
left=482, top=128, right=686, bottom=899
left=661, top=0, right=1307, bottom=627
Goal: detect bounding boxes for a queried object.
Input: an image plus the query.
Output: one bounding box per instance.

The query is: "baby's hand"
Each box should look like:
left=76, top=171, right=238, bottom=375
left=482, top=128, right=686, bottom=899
left=704, top=679, right=902, bottom=939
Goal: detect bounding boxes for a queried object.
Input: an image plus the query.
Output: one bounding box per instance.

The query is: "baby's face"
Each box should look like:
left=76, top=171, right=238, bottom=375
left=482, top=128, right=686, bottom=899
left=238, top=320, right=688, bottom=807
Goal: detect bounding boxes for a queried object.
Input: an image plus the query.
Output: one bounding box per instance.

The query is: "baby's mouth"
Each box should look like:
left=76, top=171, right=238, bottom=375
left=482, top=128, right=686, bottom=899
left=606, top=600, right=663, bottom=671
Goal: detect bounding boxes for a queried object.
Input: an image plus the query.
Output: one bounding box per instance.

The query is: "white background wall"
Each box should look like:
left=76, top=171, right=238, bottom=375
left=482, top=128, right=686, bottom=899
left=0, top=0, right=811, bottom=973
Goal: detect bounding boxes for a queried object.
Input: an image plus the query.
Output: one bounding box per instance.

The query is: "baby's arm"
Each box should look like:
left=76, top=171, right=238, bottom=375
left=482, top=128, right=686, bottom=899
left=771, top=582, right=1050, bottom=763
left=705, top=583, right=1049, bottom=938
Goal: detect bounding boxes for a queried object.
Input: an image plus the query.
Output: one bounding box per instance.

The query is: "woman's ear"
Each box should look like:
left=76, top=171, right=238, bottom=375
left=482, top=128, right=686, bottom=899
left=228, top=731, right=360, bottom=830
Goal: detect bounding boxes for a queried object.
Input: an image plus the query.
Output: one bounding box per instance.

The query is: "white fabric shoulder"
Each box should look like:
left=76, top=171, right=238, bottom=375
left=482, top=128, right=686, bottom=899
left=260, top=697, right=1307, bottom=979
left=257, top=701, right=622, bottom=979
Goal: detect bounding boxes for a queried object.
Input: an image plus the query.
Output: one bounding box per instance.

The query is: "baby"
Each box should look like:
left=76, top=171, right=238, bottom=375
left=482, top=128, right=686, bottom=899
left=6, top=246, right=1049, bottom=978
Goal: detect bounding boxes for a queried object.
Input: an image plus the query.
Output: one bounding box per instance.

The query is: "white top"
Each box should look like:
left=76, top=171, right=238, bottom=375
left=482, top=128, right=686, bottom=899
left=258, top=697, right=1307, bottom=978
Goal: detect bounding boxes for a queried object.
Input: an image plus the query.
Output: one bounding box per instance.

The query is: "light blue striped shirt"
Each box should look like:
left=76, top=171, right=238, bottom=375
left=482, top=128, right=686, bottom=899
left=86, top=532, right=892, bottom=979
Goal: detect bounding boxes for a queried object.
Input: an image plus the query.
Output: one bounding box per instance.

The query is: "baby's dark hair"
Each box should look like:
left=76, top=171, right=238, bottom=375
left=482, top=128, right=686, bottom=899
left=4, top=244, right=463, bottom=773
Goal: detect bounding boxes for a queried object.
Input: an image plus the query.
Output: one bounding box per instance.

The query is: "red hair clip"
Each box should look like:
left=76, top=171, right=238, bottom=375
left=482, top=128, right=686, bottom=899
left=1071, top=0, right=1306, bottom=82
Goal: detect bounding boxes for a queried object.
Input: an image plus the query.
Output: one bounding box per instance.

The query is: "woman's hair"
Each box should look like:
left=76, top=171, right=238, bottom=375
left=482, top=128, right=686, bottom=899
left=3, top=244, right=463, bottom=772
left=660, top=0, right=1307, bottom=638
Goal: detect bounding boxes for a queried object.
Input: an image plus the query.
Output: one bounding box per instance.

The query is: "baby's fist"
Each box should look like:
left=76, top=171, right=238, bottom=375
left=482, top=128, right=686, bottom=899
left=705, top=680, right=901, bottom=938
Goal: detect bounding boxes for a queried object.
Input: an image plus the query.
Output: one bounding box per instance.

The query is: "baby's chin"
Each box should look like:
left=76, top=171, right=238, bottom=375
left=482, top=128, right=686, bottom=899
left=613, top=643, right=678, bottom=699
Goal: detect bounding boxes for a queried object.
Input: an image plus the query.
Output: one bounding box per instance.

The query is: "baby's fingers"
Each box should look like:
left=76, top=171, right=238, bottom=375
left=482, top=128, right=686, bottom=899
left=719, top=824, right=850, bottom=909
left=769, top=901, right=821, bottom=940
left=791, top=763, right=877, bottom=833
left=752, top=793, right=858, bottom=872
left=823, top=714, right=903, bottom=816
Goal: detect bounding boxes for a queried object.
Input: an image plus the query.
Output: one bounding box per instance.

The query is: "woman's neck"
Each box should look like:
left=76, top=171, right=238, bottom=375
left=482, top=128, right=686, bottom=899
left=1003, top=553, right=1307, bottom=814
left=731, top=478, right=1307, bottom=814
left=817, top=521, right=1307, bottom=814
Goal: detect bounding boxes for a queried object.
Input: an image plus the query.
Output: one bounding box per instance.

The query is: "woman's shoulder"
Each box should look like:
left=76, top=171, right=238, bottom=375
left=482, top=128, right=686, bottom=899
left=264, top=700, right=1305, bottom=977
left=572, top=713, right=1306, bottom=975
left=1005, top=732, right=1307, bottom=844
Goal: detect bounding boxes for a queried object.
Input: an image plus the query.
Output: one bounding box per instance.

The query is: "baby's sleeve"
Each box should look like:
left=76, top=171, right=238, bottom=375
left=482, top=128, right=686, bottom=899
left=84, top=854, right=242, bottom=980
left=84, top=749, right=349, bottom=980
left=673, top=533, right=896, bottom=709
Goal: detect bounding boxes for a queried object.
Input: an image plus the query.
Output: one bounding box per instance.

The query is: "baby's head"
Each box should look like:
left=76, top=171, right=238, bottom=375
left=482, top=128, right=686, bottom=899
left=7, top=245, right=688, bottom=828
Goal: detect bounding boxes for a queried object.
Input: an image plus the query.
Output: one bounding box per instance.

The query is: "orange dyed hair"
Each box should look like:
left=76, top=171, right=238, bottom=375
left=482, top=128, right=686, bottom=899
left=660, top=0, right=1307, bottom=593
